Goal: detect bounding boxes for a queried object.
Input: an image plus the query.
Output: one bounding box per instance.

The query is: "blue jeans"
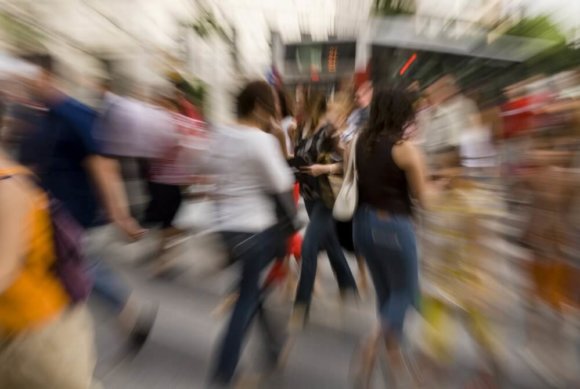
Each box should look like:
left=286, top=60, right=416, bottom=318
left=295, top=200, right=357, bottom=307
left=86, top=257, right=130, bottom=313
left=353, top=206, right=419, bottom=336
left=85, top=226, right=130, bottom=313
left=211, top=227, right=284, bottom=385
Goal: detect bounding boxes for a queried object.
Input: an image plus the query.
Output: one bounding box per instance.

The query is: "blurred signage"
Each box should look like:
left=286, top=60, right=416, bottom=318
left=327, top=46, right=337, bottom=73
left=283, top=41, right=356, bottom=80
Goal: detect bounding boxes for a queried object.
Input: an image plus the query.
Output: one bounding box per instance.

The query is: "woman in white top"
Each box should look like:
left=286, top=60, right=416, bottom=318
left=206, top=81, right=296, bottom=386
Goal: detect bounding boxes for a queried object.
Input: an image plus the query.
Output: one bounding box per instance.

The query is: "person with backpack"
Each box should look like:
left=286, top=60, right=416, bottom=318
left=0, top=99, right=97, bottom=388
left=21, top=57, right=155, bottom=356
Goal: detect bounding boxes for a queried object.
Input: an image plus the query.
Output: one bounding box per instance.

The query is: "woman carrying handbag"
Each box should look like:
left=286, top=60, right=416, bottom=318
left=335, top=88, right=428, bottom=388
left=291, top=92, right=357, bottom=328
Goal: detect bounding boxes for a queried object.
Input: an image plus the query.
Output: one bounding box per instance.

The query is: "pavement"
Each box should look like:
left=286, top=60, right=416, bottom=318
left=89, top=200, right=580, bottom=388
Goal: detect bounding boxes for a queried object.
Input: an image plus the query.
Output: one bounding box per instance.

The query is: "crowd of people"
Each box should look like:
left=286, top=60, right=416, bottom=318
left=0, top=53, right=579, bottom=389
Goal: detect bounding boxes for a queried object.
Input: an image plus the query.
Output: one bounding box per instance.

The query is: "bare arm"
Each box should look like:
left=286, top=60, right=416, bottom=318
left=302, top=130, right=344, bottom=177
left=392, top=141, right=429, bottom=209
left=0, top=178, right=30, bottom=292
left=269, top=121, right=289, bottom=159
left=85, top=155, right=144, bottom=240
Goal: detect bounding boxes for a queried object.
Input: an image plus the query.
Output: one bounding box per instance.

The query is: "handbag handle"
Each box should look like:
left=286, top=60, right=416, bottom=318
left=343, top=135, right=359, bottom=186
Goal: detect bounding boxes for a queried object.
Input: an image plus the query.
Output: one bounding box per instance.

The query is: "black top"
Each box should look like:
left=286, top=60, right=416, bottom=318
left=294, top=123, right=341, bottom=204
left=356, top=135, right=412, bottom=215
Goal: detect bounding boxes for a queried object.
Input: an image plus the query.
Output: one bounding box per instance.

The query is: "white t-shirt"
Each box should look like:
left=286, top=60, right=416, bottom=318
left=204, top=123, right=294, bottom=233
left=460, top=127, right=497, bottom=168
left=424, top=96, right=478, bottom=154
left=95, top=93, right=172, bottom=159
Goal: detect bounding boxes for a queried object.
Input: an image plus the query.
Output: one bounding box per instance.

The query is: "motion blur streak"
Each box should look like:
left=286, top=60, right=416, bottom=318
left=0, top=1, right=579, bottom=388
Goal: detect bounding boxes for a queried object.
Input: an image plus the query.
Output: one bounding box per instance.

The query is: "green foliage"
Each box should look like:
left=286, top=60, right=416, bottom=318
left=184, top=80, right=206, bottom=110
left=191, top=9, right=229, bottom=42
left=506, top=16, right=566, bottom=43
left=505, top=16, right=580, bottom=75
left=169, top=71, right=207, bottom=111
left=372, top=0, right=415, bottom=16
left=0, top=12, right=44, bottom=50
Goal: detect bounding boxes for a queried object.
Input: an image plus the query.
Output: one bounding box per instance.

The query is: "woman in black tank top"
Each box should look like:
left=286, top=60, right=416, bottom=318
left=352, top=88, right=429, bottom=387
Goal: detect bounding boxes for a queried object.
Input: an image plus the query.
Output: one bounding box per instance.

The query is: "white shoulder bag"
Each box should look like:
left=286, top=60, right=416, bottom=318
left=333, top=135, right=359, bottom=221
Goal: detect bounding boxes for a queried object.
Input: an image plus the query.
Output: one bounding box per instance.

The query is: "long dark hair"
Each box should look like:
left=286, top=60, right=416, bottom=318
left=360, top=88, right=415, bottom=150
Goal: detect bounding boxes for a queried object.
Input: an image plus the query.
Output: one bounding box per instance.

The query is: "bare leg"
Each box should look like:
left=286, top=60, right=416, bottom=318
left=352, top=328, right=382, bottom=389
left=356, top=255, right=370, bottom=298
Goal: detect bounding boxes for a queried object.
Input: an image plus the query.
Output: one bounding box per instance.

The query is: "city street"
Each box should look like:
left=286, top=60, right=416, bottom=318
left=90, top=200, right=580, bottom=389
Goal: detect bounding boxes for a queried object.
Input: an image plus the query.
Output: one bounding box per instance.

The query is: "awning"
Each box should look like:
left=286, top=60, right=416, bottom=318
left=369, top=16, right=559, bottom=63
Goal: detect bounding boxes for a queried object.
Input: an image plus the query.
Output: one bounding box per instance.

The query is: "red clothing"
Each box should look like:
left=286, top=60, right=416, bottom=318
left=179, top=97, right=203, bottom=122
left=149, top=113, right=206, bottom=185
left=263, top=183, right=303, bottom=287
left=501, top=93, right=552, bottom=139
left=501, top=97, right=534, bottom=139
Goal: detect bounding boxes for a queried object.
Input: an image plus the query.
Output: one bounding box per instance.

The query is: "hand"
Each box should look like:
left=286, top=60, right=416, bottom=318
left=430, top=177, right=451, bottom=192
left=301, top=164, right=330, bottom=177
left=114, top=216, right=147, bottom=241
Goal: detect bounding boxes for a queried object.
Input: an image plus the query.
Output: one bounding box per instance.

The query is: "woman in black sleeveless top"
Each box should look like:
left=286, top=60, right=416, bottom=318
left=352, top=88, right=428, bottom=386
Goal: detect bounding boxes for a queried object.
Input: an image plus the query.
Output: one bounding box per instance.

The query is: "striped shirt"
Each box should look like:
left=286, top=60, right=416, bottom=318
left=149, top=113, right=207, bottom=185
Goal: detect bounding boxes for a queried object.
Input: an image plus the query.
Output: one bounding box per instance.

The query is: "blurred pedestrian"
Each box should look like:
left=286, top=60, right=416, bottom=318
left=340, top=81, right=372, bottom=145
left=206, top=81, right=297, bottom=386
left=351, top=88, right=426, bottom=387
left=335, top=89, right=371, bottom=296
left=23, top=58, right=155, bottom=356
left=519, top=149, right=578, bottom=314
left=424, top=75, right=479, bottom=170
left=142, top=89, right=206, bottom=277
left=292, top=91, right=358, bottom=328
left=0, top=98, right=98, bottom=388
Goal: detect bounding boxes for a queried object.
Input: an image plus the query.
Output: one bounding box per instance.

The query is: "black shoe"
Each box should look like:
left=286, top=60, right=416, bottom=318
left=126, top=306, right=158, bottom=357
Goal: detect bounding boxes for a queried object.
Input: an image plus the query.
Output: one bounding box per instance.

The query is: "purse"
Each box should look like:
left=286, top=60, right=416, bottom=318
left=333, top=135, right=359, bottom=221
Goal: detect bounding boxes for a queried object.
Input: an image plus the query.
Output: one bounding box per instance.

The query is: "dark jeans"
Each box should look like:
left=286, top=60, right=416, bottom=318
left=353, top=206, right=419, bottom=336
left=211, top=228, right=285, bottom=385
left=143, top=182, right=183, bottom=229
left=295, top=200, right=357, bottom=308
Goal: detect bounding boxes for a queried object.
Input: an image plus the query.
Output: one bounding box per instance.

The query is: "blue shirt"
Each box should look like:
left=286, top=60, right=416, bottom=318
left=16, top=104, right=45, bottom=167
left=34, top=97, right=106, bottom=228
left=340, top=107, right=369, bottom=144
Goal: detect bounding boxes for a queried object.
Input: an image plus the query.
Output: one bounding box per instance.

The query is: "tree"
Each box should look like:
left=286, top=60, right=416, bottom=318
left=0, top=12, right=44, bottom=52
left=506, top=16, right=579, bottom=75
left=372, top=0, right=415, bottom=16
left=506, top=16, right=566, bottom=44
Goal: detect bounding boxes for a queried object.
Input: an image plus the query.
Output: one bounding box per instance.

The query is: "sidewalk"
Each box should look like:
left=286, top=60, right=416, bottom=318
left=94, top=198, right=579, bottom=388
